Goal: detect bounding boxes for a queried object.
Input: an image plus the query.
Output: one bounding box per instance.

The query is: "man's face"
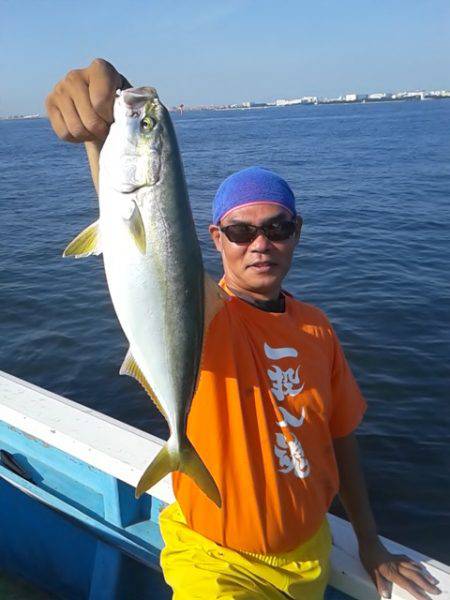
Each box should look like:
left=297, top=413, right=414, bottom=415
left=209, top=203, right=301, bottom=301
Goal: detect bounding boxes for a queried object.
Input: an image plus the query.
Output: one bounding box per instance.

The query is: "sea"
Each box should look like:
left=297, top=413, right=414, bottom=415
left=1, top=99, right=449, bottom=569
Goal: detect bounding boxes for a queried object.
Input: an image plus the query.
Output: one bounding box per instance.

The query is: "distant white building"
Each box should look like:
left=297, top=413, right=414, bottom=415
left=368, top=93, right=388, bottom=100
left=301, top=96, right=318, bottom=104
left=321, top=97, right=342, bottom=103
left=392, top=91, right=426, bottom=100
left=427, top=90, right=450, bottom=98
left=275, top=98, right=302, bottom=106
left=343, top=93, right=368, bottom=102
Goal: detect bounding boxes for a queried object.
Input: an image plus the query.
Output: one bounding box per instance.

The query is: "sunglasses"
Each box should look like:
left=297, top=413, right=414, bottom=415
left=219, top=220, right=298, bottom=244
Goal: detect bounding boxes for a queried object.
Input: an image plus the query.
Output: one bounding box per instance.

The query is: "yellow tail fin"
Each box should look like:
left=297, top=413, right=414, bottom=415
left=180, top=439, right=222, bottom=508
left=135, top=439, right=221, bottom=508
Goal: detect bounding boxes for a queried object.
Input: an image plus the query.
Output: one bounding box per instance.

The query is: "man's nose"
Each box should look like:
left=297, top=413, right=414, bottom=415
left=249, top=231, right=271, bottom=252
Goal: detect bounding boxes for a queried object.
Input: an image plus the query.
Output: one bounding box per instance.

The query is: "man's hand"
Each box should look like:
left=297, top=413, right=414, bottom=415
left=333, top=434, right=441, bottom=599
left=359, top=536, right=441, bottom=600
left=45, top=58, right=131, bottom=143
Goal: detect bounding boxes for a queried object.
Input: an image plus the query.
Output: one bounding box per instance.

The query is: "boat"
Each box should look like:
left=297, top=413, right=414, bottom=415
left=0, top=369, right=448, bottom=599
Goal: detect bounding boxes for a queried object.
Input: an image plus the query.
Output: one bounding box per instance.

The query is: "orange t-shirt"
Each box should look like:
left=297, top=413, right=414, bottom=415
left=173, top=285, right=366, bottom=554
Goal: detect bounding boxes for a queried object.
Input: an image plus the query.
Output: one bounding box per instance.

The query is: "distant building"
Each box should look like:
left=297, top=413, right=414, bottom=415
left=300, top=96, right=317, bottom=104
left=242, top=101, right=268, bottom=108
left=368, top=93, right=387, bottom=100
left=343, top=93, right=368, bottom=102
left=275, top=98, right=302, bottom=106
left=392, top=91, right=426, bottom=100
left=428, top=90, right=450, bottom=98
left=321, top=97, right=342, bottom=104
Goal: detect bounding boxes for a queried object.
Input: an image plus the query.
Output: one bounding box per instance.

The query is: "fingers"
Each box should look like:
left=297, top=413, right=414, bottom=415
left=45, top=58, right=131, bottom=143
left=375, top=571, right=392, bottom=598
left=392, top=574, right=432, bottom=600
left=398, top=562, right=441, bottom=595
left=86, top=58, right=124, bottom=124
left=66, top=75, right=109, bottom=139
left=399, top=557, right=440, bottom=587
left=377, top=565, right=441, bottom=600
left=45, top=102, right=76, bottom=142
left=52, top=93, right=96, bottom=142
left=46, top=67, right=108, bottom=143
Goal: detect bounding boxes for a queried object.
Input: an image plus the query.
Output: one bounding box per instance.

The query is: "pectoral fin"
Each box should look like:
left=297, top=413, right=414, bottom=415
left=63, top=220, right=101, bottom=258
left=127, top=203, right=146, bottom=255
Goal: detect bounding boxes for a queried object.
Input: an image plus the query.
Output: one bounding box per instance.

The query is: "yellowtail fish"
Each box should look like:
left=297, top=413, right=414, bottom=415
left=63, top=87, right=222, bottom=506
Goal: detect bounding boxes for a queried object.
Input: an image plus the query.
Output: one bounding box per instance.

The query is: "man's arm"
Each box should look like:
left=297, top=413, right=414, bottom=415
left=333, top=432, right=441, bottom=600
left=45, top=58, right=131, bottom=192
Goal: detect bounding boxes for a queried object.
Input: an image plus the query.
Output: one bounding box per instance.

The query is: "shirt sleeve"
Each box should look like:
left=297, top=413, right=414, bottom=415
left=328, top=327, right=367, bottom=438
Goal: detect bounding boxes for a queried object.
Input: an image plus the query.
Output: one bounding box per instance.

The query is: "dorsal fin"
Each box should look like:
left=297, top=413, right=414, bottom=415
left=120, top=349, right=167, bottom=420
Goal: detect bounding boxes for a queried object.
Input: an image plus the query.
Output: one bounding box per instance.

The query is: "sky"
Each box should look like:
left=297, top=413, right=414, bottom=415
left=1, top=0, right=450, bottom=116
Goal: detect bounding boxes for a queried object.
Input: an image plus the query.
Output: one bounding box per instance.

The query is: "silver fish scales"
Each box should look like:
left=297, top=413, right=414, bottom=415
left=63, top=87, right=222, bottom=506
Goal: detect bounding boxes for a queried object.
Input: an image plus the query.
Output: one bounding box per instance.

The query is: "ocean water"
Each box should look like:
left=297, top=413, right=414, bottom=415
left=0, top=100, right=449, bottom=566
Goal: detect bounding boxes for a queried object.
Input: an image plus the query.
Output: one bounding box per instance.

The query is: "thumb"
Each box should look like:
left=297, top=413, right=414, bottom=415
left=119, top=73, right=133, bottom=90
left=87, top=59, right=124, bottom=124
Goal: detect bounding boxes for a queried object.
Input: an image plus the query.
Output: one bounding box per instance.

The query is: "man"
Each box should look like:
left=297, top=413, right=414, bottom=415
left=46, top=59, right=441, bottom=600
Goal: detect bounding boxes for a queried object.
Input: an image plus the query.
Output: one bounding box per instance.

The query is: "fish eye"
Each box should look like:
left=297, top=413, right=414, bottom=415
left=140, top=116, right=155, bottom=132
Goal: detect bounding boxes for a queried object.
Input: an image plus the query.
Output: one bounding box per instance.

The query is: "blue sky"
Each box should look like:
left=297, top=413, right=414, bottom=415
left=1, top=0, right=450, bottom=116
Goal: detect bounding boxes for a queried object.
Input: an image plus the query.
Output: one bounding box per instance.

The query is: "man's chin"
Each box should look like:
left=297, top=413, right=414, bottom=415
left=241, top=272, right=283, bottom=296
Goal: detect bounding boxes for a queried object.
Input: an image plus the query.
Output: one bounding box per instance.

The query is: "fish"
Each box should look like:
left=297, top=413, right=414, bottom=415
left=63, top=87, right=223, bottom=507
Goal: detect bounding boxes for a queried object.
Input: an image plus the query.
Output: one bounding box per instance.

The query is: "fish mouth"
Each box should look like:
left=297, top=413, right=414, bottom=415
left=120, top=87, right=159, bottom=110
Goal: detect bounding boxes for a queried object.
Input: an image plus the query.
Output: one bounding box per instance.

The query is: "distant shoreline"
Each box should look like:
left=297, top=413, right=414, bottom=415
left=2, top=95, right=450, bottom=120
left=0, top=114, right=41, bottom=121
left=170, top=94, right=450, bottom=113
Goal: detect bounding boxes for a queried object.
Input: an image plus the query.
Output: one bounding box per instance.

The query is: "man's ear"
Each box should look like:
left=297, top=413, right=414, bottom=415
left=209, top=224, right=223, bottom=252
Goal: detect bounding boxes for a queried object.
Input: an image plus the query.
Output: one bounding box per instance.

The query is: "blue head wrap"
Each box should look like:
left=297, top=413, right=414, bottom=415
left=212, top=166, right=296, bottom=224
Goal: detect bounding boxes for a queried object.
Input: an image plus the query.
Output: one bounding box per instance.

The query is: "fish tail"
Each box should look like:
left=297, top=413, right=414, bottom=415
left=135, top=437, right=221, bottom=508
left=179, top=438, right=222, bottom=508
left=135, top=444, right=174, bottom=499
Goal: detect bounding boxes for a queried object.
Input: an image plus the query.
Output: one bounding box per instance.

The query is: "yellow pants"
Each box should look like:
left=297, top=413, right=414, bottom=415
left=159, top=502, right=332, bottom=600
